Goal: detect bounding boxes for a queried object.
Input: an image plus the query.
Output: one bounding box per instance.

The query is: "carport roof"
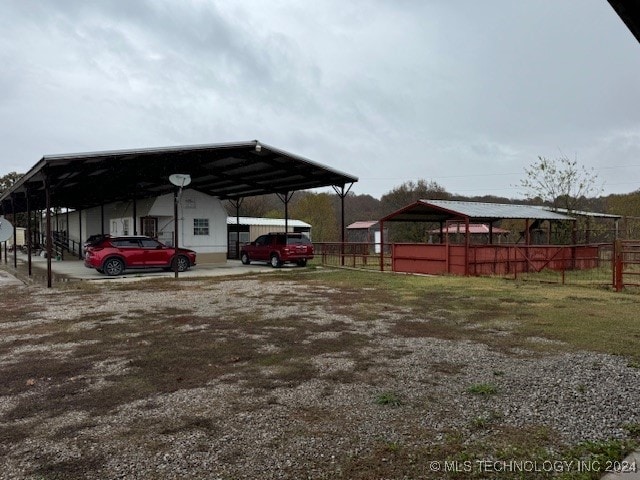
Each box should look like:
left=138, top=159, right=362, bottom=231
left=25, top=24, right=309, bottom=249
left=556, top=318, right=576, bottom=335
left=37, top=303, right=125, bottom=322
left=381, top=199, right=575, bottom=223
left=0, top=140, right=358, bottom=213
left=608, top=0, right=640, bottom=43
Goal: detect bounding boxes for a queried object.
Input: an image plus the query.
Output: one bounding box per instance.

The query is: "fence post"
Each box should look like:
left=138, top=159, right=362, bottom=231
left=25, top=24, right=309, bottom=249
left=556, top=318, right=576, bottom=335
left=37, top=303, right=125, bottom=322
left=614, top=240, right=623, bottom=292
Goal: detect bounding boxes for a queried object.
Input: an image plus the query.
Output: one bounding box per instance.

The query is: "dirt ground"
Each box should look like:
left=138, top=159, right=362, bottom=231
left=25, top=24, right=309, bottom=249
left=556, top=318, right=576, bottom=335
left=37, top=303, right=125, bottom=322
left=1, top=270, right=639, bottom=479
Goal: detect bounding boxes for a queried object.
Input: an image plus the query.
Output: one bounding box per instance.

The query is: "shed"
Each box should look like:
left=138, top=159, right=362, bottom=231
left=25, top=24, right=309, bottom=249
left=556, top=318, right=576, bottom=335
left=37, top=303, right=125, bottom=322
left=429, top=223, right=510, bottom=244
left=346, top=220, right=388, bottom=254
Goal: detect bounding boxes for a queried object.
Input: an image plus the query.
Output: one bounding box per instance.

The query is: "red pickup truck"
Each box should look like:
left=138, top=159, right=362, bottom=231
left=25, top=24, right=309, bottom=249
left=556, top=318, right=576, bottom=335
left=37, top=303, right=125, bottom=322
left=240, top=232, right=314, bottom=267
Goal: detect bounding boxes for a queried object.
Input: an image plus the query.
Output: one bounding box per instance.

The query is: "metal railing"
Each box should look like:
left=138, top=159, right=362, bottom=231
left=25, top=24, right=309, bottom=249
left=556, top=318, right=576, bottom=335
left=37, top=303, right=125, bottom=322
left=313, top=242, right=392, bottom=270
left=614, top=240, right=640, bottom=291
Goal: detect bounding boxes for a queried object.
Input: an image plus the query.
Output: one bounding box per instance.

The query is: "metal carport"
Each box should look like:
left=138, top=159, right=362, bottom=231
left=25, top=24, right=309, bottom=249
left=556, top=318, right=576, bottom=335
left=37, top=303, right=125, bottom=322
left=0, top=140, right=358, bottom=286
left=378, top=199, right=575, bottom=275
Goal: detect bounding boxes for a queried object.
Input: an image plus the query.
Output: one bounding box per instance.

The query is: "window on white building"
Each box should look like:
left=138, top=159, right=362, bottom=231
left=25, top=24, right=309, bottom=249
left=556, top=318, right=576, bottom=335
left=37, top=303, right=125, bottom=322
left=193, top=218, right=209, bottom=235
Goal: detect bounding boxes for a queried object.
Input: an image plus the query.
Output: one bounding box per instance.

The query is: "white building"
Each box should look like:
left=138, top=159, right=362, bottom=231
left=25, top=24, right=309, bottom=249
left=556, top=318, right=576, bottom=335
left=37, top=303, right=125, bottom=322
left=50, top=189, right=228, bottom=263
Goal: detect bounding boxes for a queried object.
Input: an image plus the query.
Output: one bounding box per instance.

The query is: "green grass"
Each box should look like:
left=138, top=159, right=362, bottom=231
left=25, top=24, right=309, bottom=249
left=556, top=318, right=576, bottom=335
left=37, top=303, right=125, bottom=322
left=304, top=268, right=640, bottom=362
left=374, top=391, right=402, bottom=407
left=468, top=383, right=498, bottom=395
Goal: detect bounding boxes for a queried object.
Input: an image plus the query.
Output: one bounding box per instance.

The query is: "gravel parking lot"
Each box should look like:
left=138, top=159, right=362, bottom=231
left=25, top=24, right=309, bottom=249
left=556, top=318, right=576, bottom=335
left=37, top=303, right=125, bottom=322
left=1, top=270, right=639, bottom=479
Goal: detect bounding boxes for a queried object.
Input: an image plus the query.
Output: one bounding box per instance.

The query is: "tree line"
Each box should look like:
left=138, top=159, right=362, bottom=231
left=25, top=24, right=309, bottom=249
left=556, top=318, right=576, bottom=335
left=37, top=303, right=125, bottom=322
left=2, top=155, right=639, bottom=242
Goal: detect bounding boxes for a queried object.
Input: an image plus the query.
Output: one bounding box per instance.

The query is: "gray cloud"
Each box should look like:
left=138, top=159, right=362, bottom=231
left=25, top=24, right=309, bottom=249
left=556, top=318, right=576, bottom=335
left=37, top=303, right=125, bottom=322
left=1, top=0, right=639, bottom=198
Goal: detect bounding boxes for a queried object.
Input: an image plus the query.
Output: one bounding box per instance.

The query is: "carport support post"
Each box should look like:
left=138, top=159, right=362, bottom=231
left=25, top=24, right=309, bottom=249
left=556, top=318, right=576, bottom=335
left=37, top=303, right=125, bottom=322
left=1, top=200, right=6, bottom=264
left=65, top=208, right=70, bottom=256
left=174, top=189, right=179, bottom=279
left=285, top=193, right=289, bottom=234
left=276, top=191, right=294, bottom=235
left=26, top=190, right=32, bottom=277
left=332, top=183, right=353, bottom=267
left=236, top=200, right=242, bottom=259
left=132, top=197, right=137, bottom=235
left=379, top=220, right=385, bottom=271
left=11, top=194, right=17, bottom=269
left=228, top=198, right=244, bottom=260
left=44, top=175, right=52, bottom=288
left=78, top=208, right=83, bottom=259
left=100, top=204, right=105, bottom=235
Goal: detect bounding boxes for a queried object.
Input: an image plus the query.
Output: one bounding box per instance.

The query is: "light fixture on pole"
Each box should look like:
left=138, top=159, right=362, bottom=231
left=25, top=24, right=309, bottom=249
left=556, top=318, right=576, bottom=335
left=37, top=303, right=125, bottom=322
left=169, top=174, right=191, bottom=278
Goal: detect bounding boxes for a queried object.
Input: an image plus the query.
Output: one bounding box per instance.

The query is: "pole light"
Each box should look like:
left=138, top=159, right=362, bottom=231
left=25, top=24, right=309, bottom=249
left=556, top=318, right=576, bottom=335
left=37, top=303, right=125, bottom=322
left=168, top=174, right=191, bottom=278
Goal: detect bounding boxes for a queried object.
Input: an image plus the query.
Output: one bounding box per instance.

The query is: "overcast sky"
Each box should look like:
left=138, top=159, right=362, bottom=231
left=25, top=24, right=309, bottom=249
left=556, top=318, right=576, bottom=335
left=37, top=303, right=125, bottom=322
left=1, top=0, right=639, bottom=200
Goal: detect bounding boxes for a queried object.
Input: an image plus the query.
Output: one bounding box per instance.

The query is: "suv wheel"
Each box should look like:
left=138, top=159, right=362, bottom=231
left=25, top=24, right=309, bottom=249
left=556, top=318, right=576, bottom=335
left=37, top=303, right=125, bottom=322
left=240, top=252, right=250, bottom=265
left=270, top=254, right=282, bottom=268
left=173, top=255, right=190, bottom=272
left=103, top=258, right=125, bottom=276
left=296, top=259, right=307, bottom=267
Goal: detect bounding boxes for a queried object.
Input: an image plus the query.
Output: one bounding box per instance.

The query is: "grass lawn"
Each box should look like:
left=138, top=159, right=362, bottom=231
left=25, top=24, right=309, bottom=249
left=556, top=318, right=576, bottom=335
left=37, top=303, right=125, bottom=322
left=308, top=268, right=640, bottom=363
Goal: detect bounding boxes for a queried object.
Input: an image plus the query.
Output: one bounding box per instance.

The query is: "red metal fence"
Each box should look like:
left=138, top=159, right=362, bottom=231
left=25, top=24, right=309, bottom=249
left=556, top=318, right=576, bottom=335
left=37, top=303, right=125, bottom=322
left=614, top=240, right=640, bottom=291
left=391, top=243, right=604, bottom=277
left=314, top=242, right=392, bottom=270
left=315, top=241, right=640, bottom=291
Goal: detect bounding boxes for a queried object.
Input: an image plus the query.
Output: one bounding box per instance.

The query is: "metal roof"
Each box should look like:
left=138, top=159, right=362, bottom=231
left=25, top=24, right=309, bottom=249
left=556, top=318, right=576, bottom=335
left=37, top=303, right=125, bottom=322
left=608, top=0, right=640, bottom=43
left=347, top=221, right=379, bottom=229
left=226, top=216, right=311, bottom=228
left=535, top=206, right=622, bottom=220
left=381, top=199, right=575, bottom=223
left=0, top=140, right=358, bottom=214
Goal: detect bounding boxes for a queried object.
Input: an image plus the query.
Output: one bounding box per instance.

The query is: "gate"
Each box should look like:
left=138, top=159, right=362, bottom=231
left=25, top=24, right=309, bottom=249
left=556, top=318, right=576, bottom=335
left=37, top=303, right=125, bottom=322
left=614, top=240, right=640, bottom=291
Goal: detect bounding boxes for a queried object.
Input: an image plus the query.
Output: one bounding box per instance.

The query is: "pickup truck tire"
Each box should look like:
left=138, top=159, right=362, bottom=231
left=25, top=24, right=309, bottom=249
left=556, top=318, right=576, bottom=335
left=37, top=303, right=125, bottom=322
left=240, top=252, right=250, bottom=265
left=296, top=259, right=307, bottom=267
left=270, top=254, right=282, bottom=268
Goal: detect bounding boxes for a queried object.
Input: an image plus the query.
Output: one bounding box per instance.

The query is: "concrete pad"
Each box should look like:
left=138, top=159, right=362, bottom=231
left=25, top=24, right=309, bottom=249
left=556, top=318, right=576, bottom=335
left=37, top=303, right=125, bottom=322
left=0, top=269, right=23, bottom=286
left=4, top=252, right=297, bottom=284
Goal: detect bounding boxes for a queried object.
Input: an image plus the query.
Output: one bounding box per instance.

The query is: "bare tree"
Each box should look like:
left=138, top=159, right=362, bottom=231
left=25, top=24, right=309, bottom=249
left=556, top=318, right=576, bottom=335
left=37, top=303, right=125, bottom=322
left=520, top=155, right=602, bottom=212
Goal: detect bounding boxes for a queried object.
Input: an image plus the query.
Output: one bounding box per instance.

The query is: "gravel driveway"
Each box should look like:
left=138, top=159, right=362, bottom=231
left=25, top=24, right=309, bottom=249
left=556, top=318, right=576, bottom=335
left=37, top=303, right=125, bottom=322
left=1, top=272, right=639, bottom=479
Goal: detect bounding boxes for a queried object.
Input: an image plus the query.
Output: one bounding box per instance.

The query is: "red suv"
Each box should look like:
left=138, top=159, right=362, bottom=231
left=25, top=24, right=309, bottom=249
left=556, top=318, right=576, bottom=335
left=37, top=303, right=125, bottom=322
left=84, top=235, right=196, bottom=276
left=240, top=232, right=314, bottom=267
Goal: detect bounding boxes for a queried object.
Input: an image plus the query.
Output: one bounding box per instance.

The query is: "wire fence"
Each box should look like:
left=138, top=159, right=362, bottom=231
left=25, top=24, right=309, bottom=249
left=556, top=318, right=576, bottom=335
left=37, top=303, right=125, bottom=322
left=313, top=242, right=392, bottom=270
left=505, top=244, right=614, bottom=287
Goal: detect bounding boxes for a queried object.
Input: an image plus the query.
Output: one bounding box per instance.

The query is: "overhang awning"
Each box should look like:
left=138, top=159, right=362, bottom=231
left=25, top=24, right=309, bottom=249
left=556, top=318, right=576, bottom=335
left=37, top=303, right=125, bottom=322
left=0, top=140, right=358, bottom=213
left=608, top=0, right=640, bottom=44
